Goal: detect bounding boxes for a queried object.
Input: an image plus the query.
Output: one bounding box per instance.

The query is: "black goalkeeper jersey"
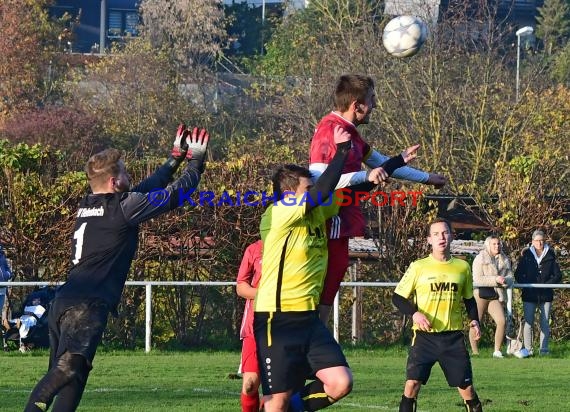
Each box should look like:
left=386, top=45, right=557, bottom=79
left=56, top=158, right=202, bottom=315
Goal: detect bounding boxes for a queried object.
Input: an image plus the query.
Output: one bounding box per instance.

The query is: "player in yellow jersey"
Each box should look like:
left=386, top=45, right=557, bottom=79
left=254, top=125, right=419, bottom=412
left=254, top=125, right=353, bottom=412
left=392, top=218, right=483, bottom=412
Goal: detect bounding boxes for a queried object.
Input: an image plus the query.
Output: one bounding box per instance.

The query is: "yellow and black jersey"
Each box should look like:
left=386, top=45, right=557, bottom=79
left=254, top=196, right=338, bottom=312
left=395, top=255, right=473, bottom=332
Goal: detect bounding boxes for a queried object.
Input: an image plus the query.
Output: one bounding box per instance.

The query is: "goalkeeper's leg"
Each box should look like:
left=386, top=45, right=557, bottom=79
left=24, top=352, right=90, bottom=412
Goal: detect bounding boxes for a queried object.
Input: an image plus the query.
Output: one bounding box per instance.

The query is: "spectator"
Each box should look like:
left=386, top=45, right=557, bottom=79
left=469, top=236, right=514, bottom=358
left=514, top=230, right=562, bottom=356
left=0, top=244, right=13, bottom=333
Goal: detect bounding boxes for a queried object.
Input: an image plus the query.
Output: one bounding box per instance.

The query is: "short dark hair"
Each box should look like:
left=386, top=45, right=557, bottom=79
left=426, top=217, right=452, bottom=236
left=333, top=74, right=375, bottom=112
left=272, top=164, right=312, bottom=200
left=85, top=148, right=122, bottom=188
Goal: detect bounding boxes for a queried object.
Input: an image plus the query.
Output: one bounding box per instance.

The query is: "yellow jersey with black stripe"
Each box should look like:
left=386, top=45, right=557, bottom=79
left=254, top=195, right=339, bottom=312
left=395, top=255, right=473, bottom=332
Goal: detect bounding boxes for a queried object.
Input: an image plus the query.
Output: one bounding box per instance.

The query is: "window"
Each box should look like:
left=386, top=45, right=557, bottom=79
left=108, top=9, right=139, bottom=38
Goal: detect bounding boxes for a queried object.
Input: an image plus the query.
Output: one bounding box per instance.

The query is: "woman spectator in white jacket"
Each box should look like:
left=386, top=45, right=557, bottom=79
left=469, top=236, right=514, bottom=358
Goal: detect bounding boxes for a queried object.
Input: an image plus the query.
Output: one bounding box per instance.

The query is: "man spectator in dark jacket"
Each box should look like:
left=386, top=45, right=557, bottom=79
left=514, top=230, right=562, bottom=356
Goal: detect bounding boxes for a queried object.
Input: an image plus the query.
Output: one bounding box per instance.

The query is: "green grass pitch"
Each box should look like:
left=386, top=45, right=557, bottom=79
left=2, top=345, right=569, bottom=411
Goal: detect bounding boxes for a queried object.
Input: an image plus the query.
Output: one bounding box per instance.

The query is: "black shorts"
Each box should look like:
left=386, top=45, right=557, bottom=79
left=406, top=330, right=473, bottom=388
left=48, top=297, right=109, bottom=369
left=254, top=311, right=348, bottom=395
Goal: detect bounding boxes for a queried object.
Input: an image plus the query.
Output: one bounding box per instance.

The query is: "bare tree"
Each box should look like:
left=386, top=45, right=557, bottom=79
left=139, top=0, right=227, bottom=69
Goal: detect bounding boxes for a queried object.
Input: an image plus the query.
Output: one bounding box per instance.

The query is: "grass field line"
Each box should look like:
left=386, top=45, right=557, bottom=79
left=0, top=386, right=241, bottom=395
left=337, top=402, right=391, bottom=410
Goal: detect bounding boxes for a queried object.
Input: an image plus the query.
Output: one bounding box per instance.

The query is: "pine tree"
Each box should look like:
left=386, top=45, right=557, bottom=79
left=536, top=0, right=570, bottom=55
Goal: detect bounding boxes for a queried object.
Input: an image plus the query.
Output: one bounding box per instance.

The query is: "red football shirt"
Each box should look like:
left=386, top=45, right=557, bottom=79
left=236, top=240, right=263, bottom=339
left=309, top=112, right=371, bottom=237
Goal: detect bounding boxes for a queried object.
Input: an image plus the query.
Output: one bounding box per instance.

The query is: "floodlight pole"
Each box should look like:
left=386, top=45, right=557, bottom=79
left=100, top=0, right=107, bottom=54
left=516, top=26, right=534, bottom=102
left=260, top=0, right=266, bottom=56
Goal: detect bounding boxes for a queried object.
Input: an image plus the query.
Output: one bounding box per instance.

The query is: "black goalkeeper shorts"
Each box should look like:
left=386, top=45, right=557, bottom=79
left=405, top=330, right=473, bottom=388
left=48, top=297, right=109, bottom=369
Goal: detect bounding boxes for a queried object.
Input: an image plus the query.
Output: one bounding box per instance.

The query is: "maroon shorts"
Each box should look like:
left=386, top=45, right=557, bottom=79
left=240, top=334, right=259, bottom=374
left=319, top=237, right=350, bottom=306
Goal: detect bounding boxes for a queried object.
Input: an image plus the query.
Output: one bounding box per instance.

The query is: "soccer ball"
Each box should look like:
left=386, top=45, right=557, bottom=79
left=382, top=15, right=428, bottom=58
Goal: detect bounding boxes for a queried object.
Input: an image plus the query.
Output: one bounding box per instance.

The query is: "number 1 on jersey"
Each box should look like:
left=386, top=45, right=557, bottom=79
left=72, top=222, right=87, bottom=265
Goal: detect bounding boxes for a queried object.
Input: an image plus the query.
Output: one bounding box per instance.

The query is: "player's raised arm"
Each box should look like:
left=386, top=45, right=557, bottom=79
left=122, top=125, right=210, bottom=225
left=364, top=148, right=447, bottom=188
left=131, top=124, right=192, bottom=193
left=304, top=125, right=351, bottom=212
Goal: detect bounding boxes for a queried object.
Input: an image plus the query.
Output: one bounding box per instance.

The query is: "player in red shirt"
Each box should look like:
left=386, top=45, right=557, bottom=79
left=236, top=240, right=263, bottom=412
left=309, top=74, right=447, bottom=323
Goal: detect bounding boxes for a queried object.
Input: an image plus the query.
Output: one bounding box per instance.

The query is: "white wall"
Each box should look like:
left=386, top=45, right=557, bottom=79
left=384, top=0, right=441, bottom=25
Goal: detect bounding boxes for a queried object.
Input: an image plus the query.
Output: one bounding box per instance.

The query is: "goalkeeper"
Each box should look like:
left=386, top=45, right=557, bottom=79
left=24, top=125, right=210, bottom=412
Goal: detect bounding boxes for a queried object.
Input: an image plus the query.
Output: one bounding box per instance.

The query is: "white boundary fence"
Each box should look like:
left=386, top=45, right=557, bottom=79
left=2, top=281, right=569, bottom=352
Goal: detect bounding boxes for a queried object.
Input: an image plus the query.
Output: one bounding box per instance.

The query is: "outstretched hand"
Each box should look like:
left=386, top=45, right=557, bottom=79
left=401, top=144, right=420, bottom=164
left=185, top=127, right=210, bottom=163
left=333, top=125, right=351, bottom=145
left=426, top=173, right=447, bottom=188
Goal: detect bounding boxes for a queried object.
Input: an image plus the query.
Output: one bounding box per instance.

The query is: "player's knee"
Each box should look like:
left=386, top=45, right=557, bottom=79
left=404, top=380, right=421, bottom=397
left=327, top=371, right=353, bottom=399
left=56, top=352, right=89, bottom=384
left=243, top=376, right=259, bottom=396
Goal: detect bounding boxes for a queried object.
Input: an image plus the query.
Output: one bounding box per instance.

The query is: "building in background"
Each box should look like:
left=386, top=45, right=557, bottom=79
left=50, top=0, right=139, bottom=54
left=223, top=0, right=308, bottom=8
left=384, top=0, right=543, bottom=27
left=51, top=0, right=541, bottom=54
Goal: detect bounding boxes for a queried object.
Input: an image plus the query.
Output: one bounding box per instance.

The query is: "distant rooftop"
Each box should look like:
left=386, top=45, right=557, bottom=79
left=348, top=238, right=484, bottom=258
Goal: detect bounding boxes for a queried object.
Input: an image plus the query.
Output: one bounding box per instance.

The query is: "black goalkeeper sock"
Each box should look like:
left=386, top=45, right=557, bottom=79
left=300, top=380, right=336, bottom=411
left=399, top=394, right=417, bottom=412
left=465, top=396, right=483, bottom=412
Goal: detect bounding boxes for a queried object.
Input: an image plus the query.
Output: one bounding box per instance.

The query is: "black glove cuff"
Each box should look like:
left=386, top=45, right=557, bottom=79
left=381, top=155, right=406, bottom=176
left=165, top=156, right=184, bottom=170
left=188, top=157, right=206, bottom=173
